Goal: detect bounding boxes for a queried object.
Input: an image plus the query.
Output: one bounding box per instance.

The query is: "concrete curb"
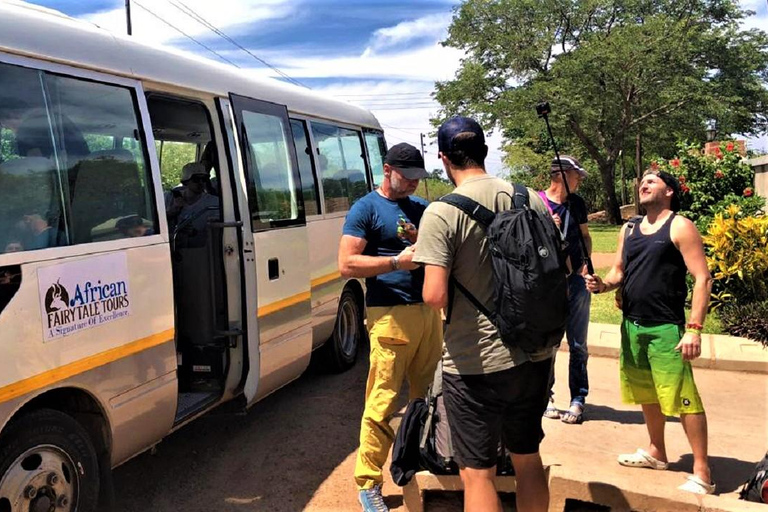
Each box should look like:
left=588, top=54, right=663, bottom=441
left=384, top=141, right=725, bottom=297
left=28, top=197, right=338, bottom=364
left=560, top=322, right=768, bottom=374
left=548, top=465, right=767, bottom=512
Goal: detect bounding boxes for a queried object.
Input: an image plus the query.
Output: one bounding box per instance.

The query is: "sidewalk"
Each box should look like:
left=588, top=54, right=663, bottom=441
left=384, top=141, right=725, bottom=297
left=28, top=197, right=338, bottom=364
left=573, top=322, right=768, bottom=374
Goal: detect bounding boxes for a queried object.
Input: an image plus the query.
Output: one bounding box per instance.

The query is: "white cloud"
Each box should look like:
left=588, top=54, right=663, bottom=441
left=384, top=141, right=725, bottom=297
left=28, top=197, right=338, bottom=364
left=362, top=12, right=452, bottom=56
left=242, top=44, right=465, bottom=82
left=82, top=0, right=293, bottom=46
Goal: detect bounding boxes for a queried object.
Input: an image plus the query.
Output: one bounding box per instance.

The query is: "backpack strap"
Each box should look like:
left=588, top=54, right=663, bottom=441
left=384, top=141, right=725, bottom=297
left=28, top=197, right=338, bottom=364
left=622, top=215, right=643, bottom=271
left=438, top=193, right=496, bottom=229
left=512, top=183, right=530, bottom=210
left=437, top=193, right=497, bottom=325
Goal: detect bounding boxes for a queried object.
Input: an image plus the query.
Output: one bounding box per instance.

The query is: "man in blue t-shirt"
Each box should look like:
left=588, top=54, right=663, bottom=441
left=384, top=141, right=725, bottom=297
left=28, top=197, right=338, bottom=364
left=339, top=143, right=443, bottom=512
left=540, top=156, right=592, bottom=425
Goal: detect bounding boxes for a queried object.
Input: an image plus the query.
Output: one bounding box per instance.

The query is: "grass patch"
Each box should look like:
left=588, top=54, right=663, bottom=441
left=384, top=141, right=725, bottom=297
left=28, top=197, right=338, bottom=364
left=589, top=224, right=621, bottom=253
left=588, top=267, right=724, bottom=334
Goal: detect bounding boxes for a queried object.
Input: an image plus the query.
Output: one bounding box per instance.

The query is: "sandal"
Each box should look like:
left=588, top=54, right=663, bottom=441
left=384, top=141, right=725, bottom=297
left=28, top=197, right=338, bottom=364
left=561, top=404, right=584, bottom=424
left=617, top=448, right=669, bottom=470
left=678, top=475, right=716, bottom=495
left=543, top=399, right=560, bottom=419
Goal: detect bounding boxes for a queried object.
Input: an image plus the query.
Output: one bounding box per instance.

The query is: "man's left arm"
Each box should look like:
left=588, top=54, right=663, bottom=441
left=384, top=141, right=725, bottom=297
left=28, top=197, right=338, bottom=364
left=672, top=216, right=714, bottom=361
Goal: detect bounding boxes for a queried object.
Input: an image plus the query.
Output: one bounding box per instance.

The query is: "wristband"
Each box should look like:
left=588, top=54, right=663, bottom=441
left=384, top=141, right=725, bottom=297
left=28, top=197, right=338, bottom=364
left=686, top=322, right=703, bottom=331
left=390, top=255, right=400, bottom=271
left=686, top=328, right=702, bottom=336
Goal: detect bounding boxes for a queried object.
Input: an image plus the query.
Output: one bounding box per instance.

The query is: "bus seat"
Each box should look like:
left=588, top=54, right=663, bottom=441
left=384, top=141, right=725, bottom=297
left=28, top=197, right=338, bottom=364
left=0, top=157, right=57, bottom=246
left=69, top=150, right=145, bottom=243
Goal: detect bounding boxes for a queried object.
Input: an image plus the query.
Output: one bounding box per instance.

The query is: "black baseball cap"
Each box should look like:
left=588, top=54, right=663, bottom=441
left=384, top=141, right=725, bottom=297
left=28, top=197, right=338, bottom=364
left=437, top=116, right=486, bottom=154
left=384, top=143, right=428, bottom=179
left=645, top=170, right=681, bottom=212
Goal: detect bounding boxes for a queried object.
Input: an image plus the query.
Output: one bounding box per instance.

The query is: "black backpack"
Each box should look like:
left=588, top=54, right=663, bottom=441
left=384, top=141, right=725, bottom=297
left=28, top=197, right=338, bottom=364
left=390, top=397, right=428, bottom=486
left=439, top=183, right=568, bottom=353
left=740, top=451, right=768, bottom=503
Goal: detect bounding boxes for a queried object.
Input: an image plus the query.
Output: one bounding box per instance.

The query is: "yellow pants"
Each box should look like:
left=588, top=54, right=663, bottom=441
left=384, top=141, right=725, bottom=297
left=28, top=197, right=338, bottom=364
left=354, top=303, right=443, bottom=490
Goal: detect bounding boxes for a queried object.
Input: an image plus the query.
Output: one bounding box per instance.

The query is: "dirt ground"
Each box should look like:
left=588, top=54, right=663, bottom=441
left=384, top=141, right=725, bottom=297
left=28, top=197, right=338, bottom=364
left=112, top=350, right=507, bottom=511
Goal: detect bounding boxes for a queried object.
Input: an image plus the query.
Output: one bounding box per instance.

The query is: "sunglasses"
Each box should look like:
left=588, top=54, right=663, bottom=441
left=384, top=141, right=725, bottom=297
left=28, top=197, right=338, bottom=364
left=187, top=175, right=207, bottom=183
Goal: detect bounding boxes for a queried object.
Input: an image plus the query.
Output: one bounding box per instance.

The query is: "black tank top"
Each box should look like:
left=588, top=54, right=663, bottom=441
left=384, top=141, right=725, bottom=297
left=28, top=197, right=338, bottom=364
left=622, top=213, right=687, bottom=325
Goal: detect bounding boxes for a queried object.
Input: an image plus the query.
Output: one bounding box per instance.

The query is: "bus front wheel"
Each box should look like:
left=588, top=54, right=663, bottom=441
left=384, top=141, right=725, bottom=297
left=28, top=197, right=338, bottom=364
left=323, top=289, right=363, bottom=372
left=0, top=408, right=100, bottom=512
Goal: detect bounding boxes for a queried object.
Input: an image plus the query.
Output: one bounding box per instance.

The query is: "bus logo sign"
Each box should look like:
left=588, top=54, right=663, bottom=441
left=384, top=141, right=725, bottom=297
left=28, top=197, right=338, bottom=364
left=37, top=253, right=132, bottom=341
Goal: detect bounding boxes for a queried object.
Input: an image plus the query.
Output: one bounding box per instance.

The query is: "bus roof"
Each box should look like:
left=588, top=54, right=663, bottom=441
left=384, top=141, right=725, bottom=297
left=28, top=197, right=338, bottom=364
left=0, top=1, right=382, bottom=130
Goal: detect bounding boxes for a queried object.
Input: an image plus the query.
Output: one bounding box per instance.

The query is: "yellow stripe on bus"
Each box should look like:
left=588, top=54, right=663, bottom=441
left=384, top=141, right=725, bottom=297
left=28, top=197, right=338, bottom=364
left=310, top=271, right=341, bottom=289
left=0, top=329, right=174, bottom=405
left=256, top=271, right=343, bottom=318
left=257, top=291, right=311, bottom=318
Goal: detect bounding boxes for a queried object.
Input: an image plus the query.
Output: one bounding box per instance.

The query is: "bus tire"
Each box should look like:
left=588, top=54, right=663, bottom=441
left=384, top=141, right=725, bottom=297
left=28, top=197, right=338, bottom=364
left=0, top=408, right=100, bottom=512
left=323, top=289, right=362, bottom=372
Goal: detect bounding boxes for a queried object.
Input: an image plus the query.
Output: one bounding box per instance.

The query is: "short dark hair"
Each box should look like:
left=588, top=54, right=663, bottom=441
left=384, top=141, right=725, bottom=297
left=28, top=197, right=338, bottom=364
left=441, top=132, right=488, bottom=169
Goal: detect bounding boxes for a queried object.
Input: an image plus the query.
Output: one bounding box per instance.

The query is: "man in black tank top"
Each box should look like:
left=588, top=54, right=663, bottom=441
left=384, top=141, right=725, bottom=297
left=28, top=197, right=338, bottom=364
left=585, top=170, right=716, bottom=495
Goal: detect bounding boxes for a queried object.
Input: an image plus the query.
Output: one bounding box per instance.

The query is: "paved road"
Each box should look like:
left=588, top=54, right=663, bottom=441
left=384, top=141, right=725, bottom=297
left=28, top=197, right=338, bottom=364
left=113, top=348, right=766, bottom=511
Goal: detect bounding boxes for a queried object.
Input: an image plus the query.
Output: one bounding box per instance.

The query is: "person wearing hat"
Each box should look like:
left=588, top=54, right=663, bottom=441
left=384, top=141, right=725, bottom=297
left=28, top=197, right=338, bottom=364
left=414, top=117, right=553, bottom=512
left=539, top=156, right=593, bottom=425
left=585, top=170, right=715, bottom=495
left=166, top=162, right=218, bottom=245
left=338, top=143, right=443, bottom=512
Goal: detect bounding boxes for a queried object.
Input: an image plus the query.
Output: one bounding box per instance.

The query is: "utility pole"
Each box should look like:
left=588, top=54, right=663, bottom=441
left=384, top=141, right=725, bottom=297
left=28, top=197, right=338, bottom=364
left=420, top=133, right=430, bottom=200
left=125, top=0, right=132, bottom=36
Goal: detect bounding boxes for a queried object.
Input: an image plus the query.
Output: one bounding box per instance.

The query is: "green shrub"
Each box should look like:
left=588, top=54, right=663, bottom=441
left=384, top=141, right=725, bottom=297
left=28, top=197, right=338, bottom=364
left=656, top=141, right=765, bottom=230
left=718, top=301, right=768, bottom=347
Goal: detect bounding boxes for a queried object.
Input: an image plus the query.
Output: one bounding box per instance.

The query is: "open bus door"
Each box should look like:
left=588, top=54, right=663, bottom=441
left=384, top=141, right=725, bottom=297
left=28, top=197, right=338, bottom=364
left=221, top=94, right=312, bottom=405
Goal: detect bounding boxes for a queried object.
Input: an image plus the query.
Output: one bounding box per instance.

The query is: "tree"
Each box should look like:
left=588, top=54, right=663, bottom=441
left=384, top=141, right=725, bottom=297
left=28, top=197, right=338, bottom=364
left=435, top=0, right=768, bottom=223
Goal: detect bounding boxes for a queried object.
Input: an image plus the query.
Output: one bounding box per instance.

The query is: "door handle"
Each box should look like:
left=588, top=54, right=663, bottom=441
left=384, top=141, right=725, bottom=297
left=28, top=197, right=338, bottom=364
left=268, top=258, right=279, bottom=280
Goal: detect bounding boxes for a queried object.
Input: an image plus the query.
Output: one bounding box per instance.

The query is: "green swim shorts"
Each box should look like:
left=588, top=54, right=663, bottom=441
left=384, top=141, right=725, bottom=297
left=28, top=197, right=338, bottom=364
left=620, top=319, right=705, bottom=417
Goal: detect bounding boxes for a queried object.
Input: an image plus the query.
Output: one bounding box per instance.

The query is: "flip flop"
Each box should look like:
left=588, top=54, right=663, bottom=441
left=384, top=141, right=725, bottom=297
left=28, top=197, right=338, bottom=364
left=561, top=404, right=584, bottom=424
left=543, top=400, right=561, bottom=419
left=617, top=449, right=669, bottom=470
left=678, top=475, right=716, bottom=495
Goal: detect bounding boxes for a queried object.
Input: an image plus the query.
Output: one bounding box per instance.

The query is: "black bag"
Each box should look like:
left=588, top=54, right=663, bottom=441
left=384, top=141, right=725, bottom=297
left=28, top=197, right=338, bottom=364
left=740, top=451, right=768, bottom=503
left=390, top=397, right=428, bottom=486
left=439, top=183, right=568, bottom=353
left=390, top=364, right=513, bottom=486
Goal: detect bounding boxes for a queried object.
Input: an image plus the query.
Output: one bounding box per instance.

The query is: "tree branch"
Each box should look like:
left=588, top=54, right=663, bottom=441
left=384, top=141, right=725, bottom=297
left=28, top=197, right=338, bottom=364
left=629, top=99, right=690, bottom=128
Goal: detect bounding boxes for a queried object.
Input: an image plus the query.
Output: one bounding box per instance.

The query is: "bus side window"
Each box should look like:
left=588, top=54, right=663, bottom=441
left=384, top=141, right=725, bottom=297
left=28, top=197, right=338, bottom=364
left=289, top=119, right=320, bottom=216
left=0, top=61, right=157, bottom=255
left=310, top=122, right=367, bottom=214
left=364, top=130, right=386, bottom=188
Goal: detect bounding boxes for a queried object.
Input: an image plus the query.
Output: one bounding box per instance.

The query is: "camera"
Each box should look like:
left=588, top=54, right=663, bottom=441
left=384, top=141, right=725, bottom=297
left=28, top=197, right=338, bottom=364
left=536, top=102, right=551, bottom=117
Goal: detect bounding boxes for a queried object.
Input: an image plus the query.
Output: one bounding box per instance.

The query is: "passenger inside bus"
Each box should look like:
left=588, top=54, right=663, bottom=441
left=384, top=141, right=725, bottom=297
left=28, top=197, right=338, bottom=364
left=167, top=161, right=218, bottom=247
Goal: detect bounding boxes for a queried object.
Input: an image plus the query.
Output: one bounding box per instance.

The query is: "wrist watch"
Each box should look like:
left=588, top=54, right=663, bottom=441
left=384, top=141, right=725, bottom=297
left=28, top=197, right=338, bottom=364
left=391, top=255, right=400, bottom=271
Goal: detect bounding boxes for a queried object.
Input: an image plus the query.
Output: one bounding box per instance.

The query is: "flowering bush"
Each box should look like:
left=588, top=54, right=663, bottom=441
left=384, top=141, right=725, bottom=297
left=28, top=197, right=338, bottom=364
left=703, top=205, right=768, bottom=306
left=656, top=141, right=765, bottom=230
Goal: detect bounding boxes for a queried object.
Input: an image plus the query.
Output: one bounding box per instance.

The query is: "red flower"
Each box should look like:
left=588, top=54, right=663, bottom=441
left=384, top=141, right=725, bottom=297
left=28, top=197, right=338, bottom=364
left=714, top=170, right=724, bottom=179
left=681, top=184, right=691, bottom=194
left=650, top=161, right=659, bottom=171
left=726, top=142, right=735, bottom=151
left=714, top=147, right=723, bottom=159
left=678, top=175, right=686, bottom=184
left=670, top=159, right=681, bottom=168
left=744, top=187, right=754, bottom=197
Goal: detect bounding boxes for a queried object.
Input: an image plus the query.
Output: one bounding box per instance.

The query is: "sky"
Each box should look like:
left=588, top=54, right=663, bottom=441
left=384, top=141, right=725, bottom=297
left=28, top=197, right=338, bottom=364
left=19, top=0, right=768, bottom=175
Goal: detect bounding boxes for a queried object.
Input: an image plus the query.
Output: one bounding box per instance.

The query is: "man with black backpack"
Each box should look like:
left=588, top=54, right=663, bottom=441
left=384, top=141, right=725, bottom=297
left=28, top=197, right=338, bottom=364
left=413, top=116, right=564, bottom=512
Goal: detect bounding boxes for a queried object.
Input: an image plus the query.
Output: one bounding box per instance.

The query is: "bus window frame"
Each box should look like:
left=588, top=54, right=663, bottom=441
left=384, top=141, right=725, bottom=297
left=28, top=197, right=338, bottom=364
left=288, top=116, right=322, bottom=220
left=229, top=93, right=305, bottom=232
left=0, top=50, right=167, bottom=267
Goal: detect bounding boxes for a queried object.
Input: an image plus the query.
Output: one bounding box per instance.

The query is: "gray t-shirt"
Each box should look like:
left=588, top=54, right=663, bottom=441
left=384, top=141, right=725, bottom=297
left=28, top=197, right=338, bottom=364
left=413, top=175, right=555, bottom=375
